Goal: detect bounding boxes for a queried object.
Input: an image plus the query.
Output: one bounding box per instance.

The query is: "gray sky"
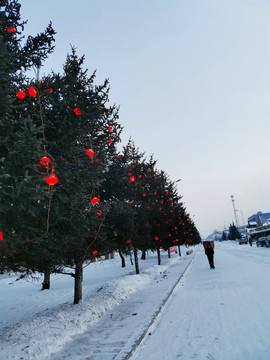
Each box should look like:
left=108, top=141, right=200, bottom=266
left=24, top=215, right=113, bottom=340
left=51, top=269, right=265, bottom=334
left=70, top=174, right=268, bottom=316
left=20, top=0, right=270, bottom=237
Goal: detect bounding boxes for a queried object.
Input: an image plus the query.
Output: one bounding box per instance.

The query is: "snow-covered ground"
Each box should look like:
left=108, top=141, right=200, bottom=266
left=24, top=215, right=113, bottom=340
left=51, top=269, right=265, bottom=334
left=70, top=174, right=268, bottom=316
left=0, top=242, right=270, bottom=360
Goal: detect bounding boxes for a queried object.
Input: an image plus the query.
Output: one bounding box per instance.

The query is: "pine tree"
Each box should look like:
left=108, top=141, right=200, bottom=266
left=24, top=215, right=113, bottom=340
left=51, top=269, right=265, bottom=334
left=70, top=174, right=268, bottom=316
left=221, top=231, right=227, bottom=241
left=0, top=0, right=56, bottom=274
left=228, top=223, right=241, bottom=240
left=35, top=49, right=122, bottom=303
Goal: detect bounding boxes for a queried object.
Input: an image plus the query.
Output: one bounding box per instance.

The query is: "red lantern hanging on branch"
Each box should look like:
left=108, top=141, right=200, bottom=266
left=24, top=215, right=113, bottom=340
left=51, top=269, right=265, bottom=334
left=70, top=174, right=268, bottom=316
left=17, top=91, right=26, bottom=100
left=40, top=156, right=51, bottom=166
left=108, top=139, right=112, bottom=143
left=74, top=108, right=81, bottom=115
left=86, top=149, right=94, bottom=157
left=129, top=176, right=135, bottom=183
left=45, top=174, right=58, bottom=185
left=108, top=126, right=113, bottom=131
left=28, top=87, right=37, bottom=97
left=7, top=27, right=16, bottom=33
left=0, top=232, right=3, bottom=241
left=91, top=197, right=100, bottom=205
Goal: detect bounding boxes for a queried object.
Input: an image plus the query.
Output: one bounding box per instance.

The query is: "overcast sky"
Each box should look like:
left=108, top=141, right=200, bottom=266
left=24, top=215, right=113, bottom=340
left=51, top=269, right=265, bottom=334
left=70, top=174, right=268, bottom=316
left=20, top=0, right=270, bottom=237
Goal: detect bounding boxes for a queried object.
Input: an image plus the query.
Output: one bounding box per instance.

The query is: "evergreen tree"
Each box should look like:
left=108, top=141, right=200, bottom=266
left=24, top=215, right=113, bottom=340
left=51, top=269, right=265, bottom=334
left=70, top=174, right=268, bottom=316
left=0, top=0, right=56, bottom=274
left=35, top=49, right=122, bottom=303
left=228, top=223, right=241, bottom=240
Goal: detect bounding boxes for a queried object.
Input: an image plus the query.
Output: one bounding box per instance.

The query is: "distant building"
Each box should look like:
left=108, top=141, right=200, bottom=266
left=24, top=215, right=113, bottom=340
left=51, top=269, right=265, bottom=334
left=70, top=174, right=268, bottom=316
left=248, top=212, right=270, bottom=227
left=247, top=211, right=270, bottom=240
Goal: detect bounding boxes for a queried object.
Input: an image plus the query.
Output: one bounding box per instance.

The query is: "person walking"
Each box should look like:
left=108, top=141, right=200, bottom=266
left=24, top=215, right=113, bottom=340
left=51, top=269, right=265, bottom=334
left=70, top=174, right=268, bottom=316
left=205, top=243, right=215, bottom=269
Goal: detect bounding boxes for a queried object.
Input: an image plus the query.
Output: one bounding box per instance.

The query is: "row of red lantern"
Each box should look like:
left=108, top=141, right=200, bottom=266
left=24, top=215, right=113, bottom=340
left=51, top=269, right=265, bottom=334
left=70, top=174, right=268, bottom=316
left=17, top=87, right=37, bottom=99
left=40, top=157, right=59, bottom=185
left=17, top=87, right=53, bottom=100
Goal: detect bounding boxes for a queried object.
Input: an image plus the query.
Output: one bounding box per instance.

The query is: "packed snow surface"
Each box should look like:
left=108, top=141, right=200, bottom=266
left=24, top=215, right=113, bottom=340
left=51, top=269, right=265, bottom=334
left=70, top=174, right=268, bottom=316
left=0, top=242, right=269, bottom=360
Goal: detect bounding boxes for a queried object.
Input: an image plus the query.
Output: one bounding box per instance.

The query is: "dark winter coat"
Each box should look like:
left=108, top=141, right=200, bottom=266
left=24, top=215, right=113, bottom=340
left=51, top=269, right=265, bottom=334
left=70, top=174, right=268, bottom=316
left=205, top=246, right=214, bottom=257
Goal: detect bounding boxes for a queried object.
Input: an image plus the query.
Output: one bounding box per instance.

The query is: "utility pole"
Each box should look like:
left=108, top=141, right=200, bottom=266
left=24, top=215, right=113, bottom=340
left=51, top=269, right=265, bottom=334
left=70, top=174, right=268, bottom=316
left=230, top=195, right=240, bottom=228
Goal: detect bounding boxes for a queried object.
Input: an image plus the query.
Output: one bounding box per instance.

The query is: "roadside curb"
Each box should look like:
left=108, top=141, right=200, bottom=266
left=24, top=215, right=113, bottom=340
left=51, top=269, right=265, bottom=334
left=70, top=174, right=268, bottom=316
left=122, top=251, right=196, bottom=360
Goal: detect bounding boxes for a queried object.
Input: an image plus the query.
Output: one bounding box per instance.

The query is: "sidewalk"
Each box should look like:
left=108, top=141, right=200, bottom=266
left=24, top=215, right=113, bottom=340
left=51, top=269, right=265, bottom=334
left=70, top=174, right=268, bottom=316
left=51, top=251, right=196, bottom=360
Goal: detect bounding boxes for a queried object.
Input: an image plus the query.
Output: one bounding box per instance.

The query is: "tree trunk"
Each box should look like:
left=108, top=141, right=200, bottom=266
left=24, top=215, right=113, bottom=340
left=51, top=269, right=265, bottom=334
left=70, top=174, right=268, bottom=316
left=119, top=249, right=125, bottom=267
left=105, top=253, right=109, bottom=260
left=178, top=245, right=181, bottom=256
left=41, top=270, right=50, bottom=290
left=74, top=262, right=83, bottom=304
left=110, top=251, right=115, bottom=259
left=157, top=247, right=161, bottom=265
left=141, top=249, right=146, bottom=260
left=129, top=252, right=133, bottom=265
left=168, top=249, right=171, bottom=258
left=133, top=247, right=140, bottom=274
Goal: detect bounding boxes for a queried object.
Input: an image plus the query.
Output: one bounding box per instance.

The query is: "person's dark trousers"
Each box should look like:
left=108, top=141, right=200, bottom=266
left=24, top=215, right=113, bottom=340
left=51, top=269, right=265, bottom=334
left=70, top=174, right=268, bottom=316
left=207, top=255, right=214, bottom=268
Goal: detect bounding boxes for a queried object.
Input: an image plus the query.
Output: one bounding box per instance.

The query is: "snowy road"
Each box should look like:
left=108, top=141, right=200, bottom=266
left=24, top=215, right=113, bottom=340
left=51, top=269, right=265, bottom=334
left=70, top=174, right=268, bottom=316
left=131, top=244, right=270, bottom=360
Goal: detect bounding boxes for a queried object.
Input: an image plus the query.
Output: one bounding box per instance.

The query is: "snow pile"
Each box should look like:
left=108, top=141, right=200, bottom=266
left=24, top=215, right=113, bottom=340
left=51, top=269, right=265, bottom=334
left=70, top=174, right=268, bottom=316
left=0, top=251, right=189, bottom=360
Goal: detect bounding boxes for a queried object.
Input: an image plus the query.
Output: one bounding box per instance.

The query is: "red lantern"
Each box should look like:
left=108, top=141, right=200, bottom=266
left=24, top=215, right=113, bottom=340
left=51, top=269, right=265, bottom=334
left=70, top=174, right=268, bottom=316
left=127, top=240, right=131, bottom=244
left=130, top=176, right=135, bottom=183
left=86, top=149, right=94, bottom=157
left=46, top=88, right=52, bottom=93
left=7, top=27, right=16, bottom=33
left=108, top=139, right=112, bottom=143
left=28, top=87, right=37, bottom=97
left=91, top=197, right=99, bottom=205
left=0, top=232, right=3, bottom=241
left=155, top=236, right=159, bottom=240
left=108, top=126, right=113, bottom=131
left=45, top=174, right=58, bottom=185
left=74, top=108, right=81, bottom=115
left=17, top=91, right=26, bottom=100
left=138, top=175, right=142, bottom=178
left=40, top=156, right=50, bottom=166
left=142, top=193, right=146, bottom=197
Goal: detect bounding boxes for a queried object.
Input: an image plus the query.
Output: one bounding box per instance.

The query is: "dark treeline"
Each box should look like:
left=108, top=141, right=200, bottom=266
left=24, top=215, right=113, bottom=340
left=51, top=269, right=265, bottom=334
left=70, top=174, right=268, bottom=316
left=0, top=0, right=201, bottom=304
